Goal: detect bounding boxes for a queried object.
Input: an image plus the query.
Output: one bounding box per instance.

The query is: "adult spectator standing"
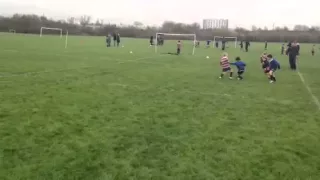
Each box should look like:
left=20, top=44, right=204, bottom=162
left=221, top=38, right=226, bottom=51
left=286, top=41, right=299, bottom=70
left=116, top=33, right=121, bottom=47
left=264, top=41, right=268, bottom=50
left=245, top=41, right=250, bottom=52
left=113, top=33, right=117, bottom=47
left=239, top=41, right=243, bottom=51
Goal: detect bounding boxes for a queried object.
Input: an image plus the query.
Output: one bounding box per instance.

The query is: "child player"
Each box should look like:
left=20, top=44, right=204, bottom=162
left=230, top=57, right=246, bottom=80
left=261, top=53, right=270, bottom=77
left=260, top=52, right=267, bottom=63
left=219, top=52, right=233, bottom=79
left=266, top=54, right=281, bottom=83
left=281, top=44, right=285, bottom=55
left=177, top=40, right=182, bottom=55
left=206, top=40, right=211, bottom=48
left=150, top=36, right=154, bottom=46
left=312, top=45, right=315, bottom=56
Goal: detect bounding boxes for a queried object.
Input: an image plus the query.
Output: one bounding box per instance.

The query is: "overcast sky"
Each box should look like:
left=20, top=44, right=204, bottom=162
left=0, top=0, right=319, bottom=29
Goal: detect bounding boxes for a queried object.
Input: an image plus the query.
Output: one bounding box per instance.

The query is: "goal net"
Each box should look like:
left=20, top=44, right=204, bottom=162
left=213, top=36, right=237, bottom=48
left=155, top=33, right=197, bottom=55
left=40, top=27, right=63, bottom=38
left=9, top=29, right=16, bottom=34
left=39, top=27, right=69, bottom=49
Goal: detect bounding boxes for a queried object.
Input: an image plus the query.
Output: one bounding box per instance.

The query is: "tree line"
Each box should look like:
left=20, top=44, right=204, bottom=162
left=1, top=14, right=320, bottom=43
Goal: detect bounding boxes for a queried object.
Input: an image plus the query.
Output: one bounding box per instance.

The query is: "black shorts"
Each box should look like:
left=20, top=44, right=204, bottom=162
left=222, top=67, right=231, bottom=72
left=238, top=70, right=244, bottom=75
left=264, top=69, right=270, bottom=74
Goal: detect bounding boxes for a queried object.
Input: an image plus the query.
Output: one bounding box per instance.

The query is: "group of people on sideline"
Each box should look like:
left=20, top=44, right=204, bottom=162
left=106, top=33, right=121, bottom=47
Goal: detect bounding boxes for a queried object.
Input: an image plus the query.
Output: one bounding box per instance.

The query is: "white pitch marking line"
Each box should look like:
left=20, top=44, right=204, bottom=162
left=297, top=71, right=320, bottom=111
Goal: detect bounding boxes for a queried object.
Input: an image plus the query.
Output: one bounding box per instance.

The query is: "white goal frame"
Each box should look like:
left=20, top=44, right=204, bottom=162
left=155, top=33, right=197, bottom=55
left=40, top=27, right=69, bottom=49
left=40, top=27, right=63, bottom=38
left=213, top=36, right=237, bottom=48
left=9, top=29, right=16, bottom=34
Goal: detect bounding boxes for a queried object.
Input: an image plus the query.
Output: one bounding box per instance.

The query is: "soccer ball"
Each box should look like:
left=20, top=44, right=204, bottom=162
left=206, top=56, right=209, bottom=59
left=122, top=45, right=124, bottom=48
left=130, top=51, right=133, bottom=54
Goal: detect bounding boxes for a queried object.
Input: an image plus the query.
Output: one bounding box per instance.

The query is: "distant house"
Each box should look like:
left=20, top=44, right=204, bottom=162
left=85, top=24, right=102, bottom=30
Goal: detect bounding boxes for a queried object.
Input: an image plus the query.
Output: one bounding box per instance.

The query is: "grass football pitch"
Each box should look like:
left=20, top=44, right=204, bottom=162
left=1, top=34, right=320, bottom=180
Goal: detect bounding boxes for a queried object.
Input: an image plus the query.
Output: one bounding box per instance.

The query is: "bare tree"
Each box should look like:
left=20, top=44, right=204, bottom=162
left=67, top=17, right=76, bottom=25
left=79, top=15, right=91, bottom=26
left=251, top=25, right=258, bottom=31
left=294, top=25, right=309, bottom=31
left=133, top=21, right=143, bottom=28
left=1, top=13, right=320, bottom=43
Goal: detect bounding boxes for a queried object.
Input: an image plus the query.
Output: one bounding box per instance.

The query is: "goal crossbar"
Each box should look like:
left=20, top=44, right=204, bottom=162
left=39, top=27, right=68, bottom=49
left=213, top=36, right=237, bottom=48
left=155, top=32, right=197, bottom=55
left=157, top=33, right=196, bottom=36
left=9, top=29, right=16, bottom=33
left=40, top=27, right=63, bottom=38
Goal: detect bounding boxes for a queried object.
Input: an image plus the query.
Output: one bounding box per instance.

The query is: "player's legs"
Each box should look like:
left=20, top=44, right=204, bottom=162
left=312, top=51, right=314, bottom=56
left=237, top=71, right=244, bottom=80
left=292, top=57, right=297, bottom=70
left=177, top=48, right=180, bottom=55
left=269, top=70, right=276, bottom=83
left=219, top=68, right=233, bottom=79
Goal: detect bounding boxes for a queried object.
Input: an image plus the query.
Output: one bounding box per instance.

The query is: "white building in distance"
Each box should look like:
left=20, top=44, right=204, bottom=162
left=203, top=19, right=229, bottom=29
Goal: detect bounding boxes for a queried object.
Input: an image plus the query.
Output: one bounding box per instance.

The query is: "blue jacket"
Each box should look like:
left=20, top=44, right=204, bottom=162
left=269, top=59, right=281, bottom=70
left=230, top=61, right=246, bottom=71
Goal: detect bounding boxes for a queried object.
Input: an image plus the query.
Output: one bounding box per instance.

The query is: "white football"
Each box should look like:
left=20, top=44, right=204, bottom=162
left=130, top=51, right=133, bottom=54
left=206, top=56, right=209, bottom=59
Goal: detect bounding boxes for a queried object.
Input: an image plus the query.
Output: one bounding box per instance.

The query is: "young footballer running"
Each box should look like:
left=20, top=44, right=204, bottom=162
left=219, top=52, right=233, bottom=79
left=266, top=54, right=281, bottom=83
left=261, top=52, right=270, bottom=76
left=230, top=57, right=246, bottom=80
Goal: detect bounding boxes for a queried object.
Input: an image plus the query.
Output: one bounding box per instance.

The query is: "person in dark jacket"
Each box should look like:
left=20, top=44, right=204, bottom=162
left=281, top=44, right=285, bottom=55
left=116, top=33, right=121, bottom=47
left=113, top=33, right=117, bottom=47
left=150, top=36, right=154, bottom=46
left=264, top=41, right=268, bottom=50
left=286, top=41, right=299, bottom=70
left=239, top=41, right=243, bottom=50
left=245, top=41, right=250, bottom=52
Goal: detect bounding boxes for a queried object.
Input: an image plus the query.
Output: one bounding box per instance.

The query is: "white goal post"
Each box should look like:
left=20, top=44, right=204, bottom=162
left=9, top=29, right=16, bottom=34
left=40, top=27, right=63, bottom=38
left=213, top=36, right=237, bottom=48
left=155, top=33, right=197, bottom=55
left=40, top=27, right=69, bottom=49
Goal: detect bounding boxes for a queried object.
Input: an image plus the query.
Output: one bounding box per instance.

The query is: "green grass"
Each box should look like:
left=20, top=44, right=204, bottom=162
left=1, top=33, right=320, bottom=180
